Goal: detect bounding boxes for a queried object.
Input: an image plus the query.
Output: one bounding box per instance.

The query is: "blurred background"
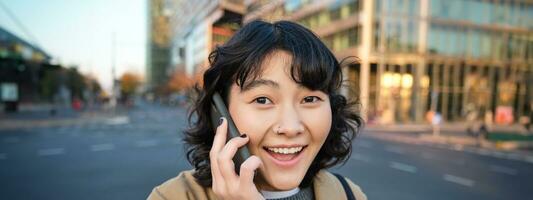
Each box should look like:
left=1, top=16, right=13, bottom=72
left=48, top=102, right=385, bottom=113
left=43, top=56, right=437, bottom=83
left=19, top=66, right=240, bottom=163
left=0, top=0, right=532, bottom=199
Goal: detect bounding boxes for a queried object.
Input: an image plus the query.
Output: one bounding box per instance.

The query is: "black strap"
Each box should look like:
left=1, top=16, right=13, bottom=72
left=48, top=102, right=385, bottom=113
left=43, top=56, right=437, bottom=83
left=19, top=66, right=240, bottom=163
left=332, top=173, right=356, bottom=200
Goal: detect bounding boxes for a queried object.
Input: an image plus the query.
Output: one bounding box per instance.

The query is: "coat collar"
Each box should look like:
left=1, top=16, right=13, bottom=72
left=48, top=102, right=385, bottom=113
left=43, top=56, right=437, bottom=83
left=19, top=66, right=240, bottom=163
left=313, top=170, right=347, bottom=200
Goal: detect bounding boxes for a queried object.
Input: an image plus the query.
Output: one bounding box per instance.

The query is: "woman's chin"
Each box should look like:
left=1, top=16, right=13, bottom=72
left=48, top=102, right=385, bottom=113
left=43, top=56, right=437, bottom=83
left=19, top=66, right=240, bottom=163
left=259, top=172, right=304, bottom=191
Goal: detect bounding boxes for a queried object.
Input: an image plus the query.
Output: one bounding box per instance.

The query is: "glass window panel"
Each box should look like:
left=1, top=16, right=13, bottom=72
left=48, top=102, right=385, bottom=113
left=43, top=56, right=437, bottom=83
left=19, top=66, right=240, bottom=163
left=428, top=25, right=439, bottom=54
left=448, top=0, right=462, bottom=20
left=471, top=30, right=481, bottom=58
left=407, top=0, right=419, bottom=16
left=407, top=21, right=418, bottom=52
left=448, top=28, right=457, bottom=56
left=341, top=4, right=350, bottom=19
left=480, top=32, right=491, bottom=58
left=439, top=27, right=448, bottom=55
left=318, top=11, right=330, bottom=26
left=430, top=0, right=441, bottom=17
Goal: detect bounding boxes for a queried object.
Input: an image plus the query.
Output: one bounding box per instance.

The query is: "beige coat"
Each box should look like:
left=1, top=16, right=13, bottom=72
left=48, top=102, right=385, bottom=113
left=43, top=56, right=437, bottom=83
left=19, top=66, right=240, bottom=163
left=148, top=170, right=367, bottom=200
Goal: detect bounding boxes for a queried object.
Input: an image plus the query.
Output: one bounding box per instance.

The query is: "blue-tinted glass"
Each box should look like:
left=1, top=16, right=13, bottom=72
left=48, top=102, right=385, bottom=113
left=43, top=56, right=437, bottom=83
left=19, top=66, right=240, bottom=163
left=449, top=0, right=462, bottom=20
left=471, top=31, right=480, bottom=58
left=407, top=0, right=419, bottom=16
left=430, top=0, right=440, bottom=17
left=457, top=29, right=466, bottom=56
left=449, top=29, right=457, bottom=56
left=428, top=25, right=438, bottom=54
left=481, top=32, right=491, bottom=58
left=438, top=27, right=446, bottom=55
left=469, top=1, right=485, bottom=24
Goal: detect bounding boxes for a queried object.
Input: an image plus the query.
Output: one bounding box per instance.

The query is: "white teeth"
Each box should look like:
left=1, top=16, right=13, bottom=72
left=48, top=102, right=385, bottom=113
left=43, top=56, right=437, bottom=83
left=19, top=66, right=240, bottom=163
left=267, top=147, right=303, bottom=154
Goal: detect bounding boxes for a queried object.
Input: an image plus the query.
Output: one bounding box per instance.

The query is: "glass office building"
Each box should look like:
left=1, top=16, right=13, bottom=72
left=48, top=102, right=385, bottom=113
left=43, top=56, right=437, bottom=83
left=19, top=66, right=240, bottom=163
left=245, top=0, right=532, bottom=125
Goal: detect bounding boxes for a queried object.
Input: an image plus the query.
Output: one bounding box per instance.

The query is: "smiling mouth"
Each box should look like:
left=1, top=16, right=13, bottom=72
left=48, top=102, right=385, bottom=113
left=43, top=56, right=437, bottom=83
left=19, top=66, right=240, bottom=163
left=263, top=145, right=307, bottom=162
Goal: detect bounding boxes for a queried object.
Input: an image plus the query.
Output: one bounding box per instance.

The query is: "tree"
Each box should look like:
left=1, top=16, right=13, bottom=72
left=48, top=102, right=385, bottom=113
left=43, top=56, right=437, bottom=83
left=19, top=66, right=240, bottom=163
left=120, top=72, right=142, bottom=100
left=167, top=70, right=194, bottom=92
left=66, top=67, right=86, bottom=100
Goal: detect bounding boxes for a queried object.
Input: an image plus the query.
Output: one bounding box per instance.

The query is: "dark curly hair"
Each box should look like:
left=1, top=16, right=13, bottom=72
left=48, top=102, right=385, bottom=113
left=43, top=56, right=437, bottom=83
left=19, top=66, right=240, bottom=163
left=184, top=20, right=363, bottom=188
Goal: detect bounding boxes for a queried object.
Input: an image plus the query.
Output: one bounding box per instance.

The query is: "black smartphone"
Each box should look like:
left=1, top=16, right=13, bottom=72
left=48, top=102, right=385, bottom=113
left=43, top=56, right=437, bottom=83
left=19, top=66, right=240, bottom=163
left=210, top=92, right=251, bottom=175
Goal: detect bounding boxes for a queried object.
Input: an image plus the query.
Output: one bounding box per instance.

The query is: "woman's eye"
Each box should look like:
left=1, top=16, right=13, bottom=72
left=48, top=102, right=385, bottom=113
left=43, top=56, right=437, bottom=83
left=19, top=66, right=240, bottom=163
left=254, top=97, right=272, bottom=104
left=302, top=96, right=321, bottom=103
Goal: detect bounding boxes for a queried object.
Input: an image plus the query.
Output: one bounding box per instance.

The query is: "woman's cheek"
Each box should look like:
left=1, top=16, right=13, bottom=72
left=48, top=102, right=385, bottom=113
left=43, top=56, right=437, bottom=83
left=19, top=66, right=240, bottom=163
left=232, top=106, right=276, bottom=139
left=301, top=104, right=332, bottom=139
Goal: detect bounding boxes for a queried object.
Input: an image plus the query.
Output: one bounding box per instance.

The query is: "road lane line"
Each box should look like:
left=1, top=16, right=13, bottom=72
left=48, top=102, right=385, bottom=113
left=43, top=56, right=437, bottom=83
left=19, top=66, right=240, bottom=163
left=0, top=153, right=6, bottom=160
left=443, top=174, right=475, bottom=187
left=489, top=165, right=517, bottom=176
left=351, top=153, right=371, bottom=163
left=136, top=140, right=158, bottom=147
left=106, top=116, right=130, bottom=125
left=525, top=156, right=533, bottom=164
left=38, top=148, right=65, bottom=156
left=90, top=144, right=115, bottom=152
left=389, top=161, right=417, bottom=173
left=385, top=146, right=406, bottom=155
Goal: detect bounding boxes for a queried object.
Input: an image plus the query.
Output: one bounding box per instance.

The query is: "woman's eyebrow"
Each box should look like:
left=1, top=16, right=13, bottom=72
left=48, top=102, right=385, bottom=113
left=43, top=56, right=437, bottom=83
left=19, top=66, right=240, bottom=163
left=241, top=79, right=279, bottom=92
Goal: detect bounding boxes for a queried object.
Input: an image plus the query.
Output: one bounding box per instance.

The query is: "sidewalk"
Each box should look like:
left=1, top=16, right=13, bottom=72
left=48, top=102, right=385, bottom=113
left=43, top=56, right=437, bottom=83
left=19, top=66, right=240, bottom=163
left=363, top=123, right=533, bottom=164
left=0, top=104, right=126, bottom=130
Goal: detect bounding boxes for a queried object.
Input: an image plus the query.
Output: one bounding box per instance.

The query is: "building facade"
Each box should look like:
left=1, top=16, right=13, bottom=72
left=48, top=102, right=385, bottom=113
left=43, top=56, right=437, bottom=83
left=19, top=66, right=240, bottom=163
left=166, top=0, right=245, bottom=78
left=147, top=0, right=173, bottom=90
left=244, top=0, right=533, bottom=125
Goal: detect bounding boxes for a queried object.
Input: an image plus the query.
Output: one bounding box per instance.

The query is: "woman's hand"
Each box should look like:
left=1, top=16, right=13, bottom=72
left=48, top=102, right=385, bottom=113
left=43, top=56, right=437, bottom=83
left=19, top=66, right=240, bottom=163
left=210, top=117, right=264, bottom=200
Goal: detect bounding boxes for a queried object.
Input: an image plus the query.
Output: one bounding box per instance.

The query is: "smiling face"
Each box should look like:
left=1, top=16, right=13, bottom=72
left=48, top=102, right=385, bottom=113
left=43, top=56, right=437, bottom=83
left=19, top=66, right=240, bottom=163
left=227, top=50, right=332, bottom=191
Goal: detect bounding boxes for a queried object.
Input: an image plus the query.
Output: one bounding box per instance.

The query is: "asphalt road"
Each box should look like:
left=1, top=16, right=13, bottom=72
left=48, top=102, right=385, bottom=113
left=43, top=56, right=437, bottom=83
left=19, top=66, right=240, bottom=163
left=1, top=103, right=532, bottom=200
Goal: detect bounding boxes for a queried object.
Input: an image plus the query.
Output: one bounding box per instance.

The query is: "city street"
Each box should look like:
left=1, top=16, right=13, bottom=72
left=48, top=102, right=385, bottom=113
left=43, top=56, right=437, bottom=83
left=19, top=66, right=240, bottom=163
left=1, top=103, right=532, bottom=200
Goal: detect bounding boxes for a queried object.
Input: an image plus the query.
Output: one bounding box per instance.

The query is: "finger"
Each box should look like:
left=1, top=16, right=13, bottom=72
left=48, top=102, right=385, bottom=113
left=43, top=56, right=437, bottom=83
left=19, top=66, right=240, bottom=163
left=210, top=118, right=227, bottom=192
left=211, top=117, right=228, bottom=154
left=239, top=155, right=262, bottom=190
left=218, top=135, right=249, bottom=184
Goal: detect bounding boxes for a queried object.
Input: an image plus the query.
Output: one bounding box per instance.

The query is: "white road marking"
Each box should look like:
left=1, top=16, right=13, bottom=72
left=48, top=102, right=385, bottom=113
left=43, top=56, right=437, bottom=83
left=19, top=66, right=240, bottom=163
left=106, top=116, right=130, bottom=125
left=489, top=165, right=517, bottom=176
left=525, top=156, right=533, bottom=164
left=443, top=174, right=475, bottom=187
left=38, top=148, right=65, bottom=156
left=385, top=146, right=406, bottom=154
left=0, top=153, right=6, bottom=160
left=3, top=137, right=20, bottom=143
left=476, top=149, right=491, bottom=156
left=136, top=140, right=158, bottom=147
left=356, top=140, right=373, bottom=148
left=351, top=153, right=371, bottom=163
left=389, top=161, right=417, bottom=173
left=90, top=144, right=115, bottom=152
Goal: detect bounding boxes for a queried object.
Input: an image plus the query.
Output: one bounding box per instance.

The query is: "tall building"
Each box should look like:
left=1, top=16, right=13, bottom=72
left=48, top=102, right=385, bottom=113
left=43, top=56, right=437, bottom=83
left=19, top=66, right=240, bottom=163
left=166, top=0, right=245, bottom=78
left=0, top=26, right=53, bottom=111
left=245, top=0, right=533, bottom=125
left=147, top=0, right=173, bottom=91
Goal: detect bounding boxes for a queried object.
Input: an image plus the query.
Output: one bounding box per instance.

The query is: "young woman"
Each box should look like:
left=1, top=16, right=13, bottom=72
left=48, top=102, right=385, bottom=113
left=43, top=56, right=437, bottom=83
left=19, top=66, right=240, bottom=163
left=148, top=20, right=366, bottom=200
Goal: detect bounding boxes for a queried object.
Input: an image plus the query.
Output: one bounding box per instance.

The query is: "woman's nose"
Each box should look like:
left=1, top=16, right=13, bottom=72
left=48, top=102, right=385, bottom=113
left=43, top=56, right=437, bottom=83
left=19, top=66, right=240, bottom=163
left=275, top=107, right=304, bottom=137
